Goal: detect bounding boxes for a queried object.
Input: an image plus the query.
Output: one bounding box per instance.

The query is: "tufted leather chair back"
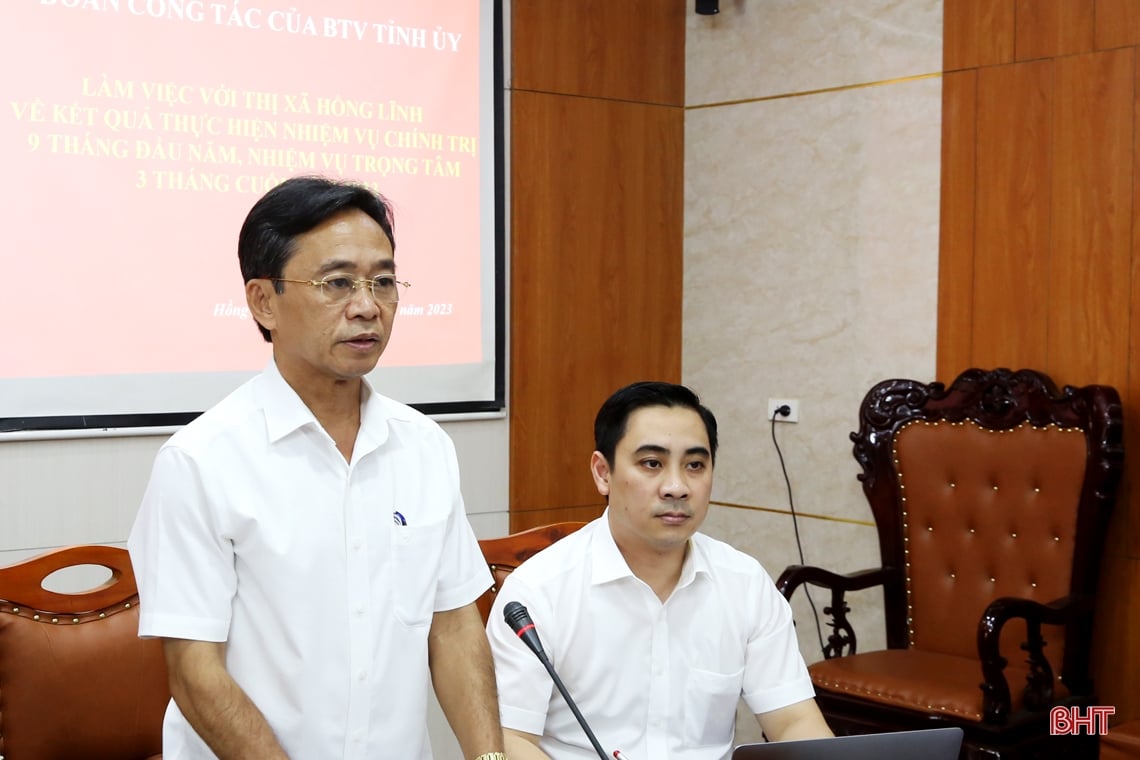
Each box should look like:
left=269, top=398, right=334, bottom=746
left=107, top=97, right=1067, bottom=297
left=776, top=368, right=1123, bottom=753
left=896, top=419, right=1086, bottom=662
left=854, top=368, right=1123, bottom=681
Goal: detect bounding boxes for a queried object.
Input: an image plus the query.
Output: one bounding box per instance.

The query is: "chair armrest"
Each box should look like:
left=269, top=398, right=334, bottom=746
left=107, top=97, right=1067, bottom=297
left=776, top=565, right=896, bottom=598
left=977, top=594, right=1093, bottom=724
left=776, top=566, right=900, bottom=659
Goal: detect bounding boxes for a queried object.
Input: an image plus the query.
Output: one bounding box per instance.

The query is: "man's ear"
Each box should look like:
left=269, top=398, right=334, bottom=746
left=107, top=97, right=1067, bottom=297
left=589, top=451, right=611, bottom=497
left=246, top=278, right=277, bottom=334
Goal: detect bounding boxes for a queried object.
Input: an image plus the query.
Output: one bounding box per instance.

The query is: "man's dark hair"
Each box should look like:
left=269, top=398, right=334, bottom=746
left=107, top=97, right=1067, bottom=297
left=238, top=175, right=396, bottom=342
left=593, top=381, right=719, bottom=465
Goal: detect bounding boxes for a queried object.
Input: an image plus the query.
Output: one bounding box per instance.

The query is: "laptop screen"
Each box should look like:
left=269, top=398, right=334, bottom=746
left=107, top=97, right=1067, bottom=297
left=731, top=727, right=963, bottom=760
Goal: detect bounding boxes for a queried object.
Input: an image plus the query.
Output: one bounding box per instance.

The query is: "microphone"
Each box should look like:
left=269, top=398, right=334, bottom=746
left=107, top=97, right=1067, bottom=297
left=502, top=601, right=609, bottom=760
left=502, top=599, right=547, bottom=658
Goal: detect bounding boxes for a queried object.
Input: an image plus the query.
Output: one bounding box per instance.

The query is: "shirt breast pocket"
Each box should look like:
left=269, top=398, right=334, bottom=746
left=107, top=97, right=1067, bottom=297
left=684, top=666, right=745, bottom=747
left=391, top=520, right=448, bottom=627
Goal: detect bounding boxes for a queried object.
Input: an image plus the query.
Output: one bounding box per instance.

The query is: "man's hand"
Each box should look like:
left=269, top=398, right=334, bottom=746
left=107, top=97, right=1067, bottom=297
left=428, top=602, right=506, bottom=758
left=163, top=638, right=290, bottom=759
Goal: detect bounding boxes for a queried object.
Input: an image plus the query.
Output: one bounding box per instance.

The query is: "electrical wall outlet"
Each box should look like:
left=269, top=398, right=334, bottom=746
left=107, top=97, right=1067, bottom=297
left=767, top=398, right=800, bottom=423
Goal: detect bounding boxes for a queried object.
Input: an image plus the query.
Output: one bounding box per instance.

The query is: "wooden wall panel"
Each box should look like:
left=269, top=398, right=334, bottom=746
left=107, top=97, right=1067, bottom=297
left=508, top=0, right=685, bottom=534
left=1097, top=52, right=1140, bottom=718
left=1053, top=53, right=1136, bottom=716
left=1129, top=51, right=1140, bottom=561
left=944, top=0, right=1015, bottom=70
left=511, top=0, right=686, bottom=105
left=1095, top=0, right=1140, bottom=50
left=937, top=71, right=978, bottom=381
left=1047, top=50, right=1134, bottom=387
left=509, top=90, right=683, bottom=529
left=971, top=61, right=1053, bottom=369
left=940, top=2, right=1140, bottom=723
left=1092, top=556, right=1140, bottom=724
left=1014, top=0, right=1095, bottom=60
left=1116, top=53, right=1140, bottom=568
left=510, top=505, right=605, bottom=529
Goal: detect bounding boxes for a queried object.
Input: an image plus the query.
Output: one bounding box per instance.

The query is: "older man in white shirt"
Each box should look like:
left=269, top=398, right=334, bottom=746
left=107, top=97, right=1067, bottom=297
left=130, top=176, right=506, bottom=760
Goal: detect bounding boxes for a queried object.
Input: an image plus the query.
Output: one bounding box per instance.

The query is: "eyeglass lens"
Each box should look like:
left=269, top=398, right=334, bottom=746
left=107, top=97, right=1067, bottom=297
left=321, top=275, right=400, bottom=302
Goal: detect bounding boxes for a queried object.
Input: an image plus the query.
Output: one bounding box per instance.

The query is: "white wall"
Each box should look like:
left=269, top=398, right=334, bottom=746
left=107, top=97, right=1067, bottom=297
left=0, top=417, right=508, bottom=563
left=683, top=0, right=944, bottom=744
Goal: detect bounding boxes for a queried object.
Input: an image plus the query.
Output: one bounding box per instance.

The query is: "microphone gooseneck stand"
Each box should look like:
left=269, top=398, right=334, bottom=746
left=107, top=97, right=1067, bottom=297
left=503, top=601, right=609, bottom=760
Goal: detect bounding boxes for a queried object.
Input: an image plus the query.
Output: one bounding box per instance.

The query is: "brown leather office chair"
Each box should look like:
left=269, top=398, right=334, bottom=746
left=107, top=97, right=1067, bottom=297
left=0, top=545, right=169, bottom=759
left=777, top=368, right=1123, bottom=759
left=477, top=522, right=586, bottom=624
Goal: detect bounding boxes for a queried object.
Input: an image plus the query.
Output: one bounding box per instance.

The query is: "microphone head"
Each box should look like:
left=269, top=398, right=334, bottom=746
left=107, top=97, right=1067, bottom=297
left=503, top=600, right=530, bottom=632
left=502, top=600, right=547, bottom=658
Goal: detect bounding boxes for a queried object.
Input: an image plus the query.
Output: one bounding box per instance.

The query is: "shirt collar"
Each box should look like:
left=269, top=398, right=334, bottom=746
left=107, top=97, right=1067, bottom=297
left=354, top=381, right=392, bottom=454
left=676, top=532, right=710, bottom=591
left=256, top=360, right=390, bottom=450
left=590, top=509, right=711, bottom=590
left=257, top=360, right=317, bottom=442
left=590, top=511, right=637, bottom=585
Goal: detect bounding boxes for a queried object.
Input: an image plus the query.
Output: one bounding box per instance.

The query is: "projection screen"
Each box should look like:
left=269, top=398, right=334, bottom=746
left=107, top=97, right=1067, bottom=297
left=0, top=0, right=504, bottom=433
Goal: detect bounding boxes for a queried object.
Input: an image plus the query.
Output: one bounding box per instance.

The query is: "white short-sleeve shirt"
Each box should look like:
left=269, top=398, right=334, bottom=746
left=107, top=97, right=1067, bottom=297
left=129, top=361, right=491, bottom=760
left=487, top=515, right=814, bottom=760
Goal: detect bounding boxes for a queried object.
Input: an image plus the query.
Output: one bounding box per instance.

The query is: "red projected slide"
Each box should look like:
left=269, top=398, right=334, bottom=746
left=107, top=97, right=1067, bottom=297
left=1, top=0, right=483, bottom=380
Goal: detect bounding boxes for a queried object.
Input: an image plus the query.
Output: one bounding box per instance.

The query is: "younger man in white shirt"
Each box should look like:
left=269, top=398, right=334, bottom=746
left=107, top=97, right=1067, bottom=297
left=488, top=381, right=832, bottom=760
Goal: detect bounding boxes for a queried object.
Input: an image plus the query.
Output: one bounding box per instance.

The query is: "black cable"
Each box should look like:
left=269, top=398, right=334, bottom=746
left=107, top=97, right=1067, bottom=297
left=769, top=412, right=827, bottom=659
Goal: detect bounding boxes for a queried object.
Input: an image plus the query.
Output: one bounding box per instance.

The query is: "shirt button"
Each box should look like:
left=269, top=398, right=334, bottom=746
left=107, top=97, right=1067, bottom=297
left=358, top=670, right=367, bottom=681
left=351, top=540, right=362, bottom=551
left=355, top=606, right=364, bottom=616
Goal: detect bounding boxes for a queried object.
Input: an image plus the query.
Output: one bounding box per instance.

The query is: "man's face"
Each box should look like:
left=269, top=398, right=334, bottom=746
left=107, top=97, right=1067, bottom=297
left=592, top=405, right=713, bottom=558
left=247, top=208, right=396, bottom=389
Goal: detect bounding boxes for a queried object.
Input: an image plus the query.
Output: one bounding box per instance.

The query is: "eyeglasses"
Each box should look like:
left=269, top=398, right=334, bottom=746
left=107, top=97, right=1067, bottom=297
left=271, top=274, right=411, bottom=304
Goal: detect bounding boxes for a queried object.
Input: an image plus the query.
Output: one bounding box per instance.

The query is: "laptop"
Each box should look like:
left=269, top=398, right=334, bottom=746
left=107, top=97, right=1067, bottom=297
left=731, top=727, right=964, bottom=760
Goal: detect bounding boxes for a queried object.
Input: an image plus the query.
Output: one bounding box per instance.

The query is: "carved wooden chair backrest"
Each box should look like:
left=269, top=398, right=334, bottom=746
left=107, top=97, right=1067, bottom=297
left=0, top=545, right=170, bottom=760
left=476, top=522, right=587, bottom=624
left=852, top=368, right=1123, bottom=681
